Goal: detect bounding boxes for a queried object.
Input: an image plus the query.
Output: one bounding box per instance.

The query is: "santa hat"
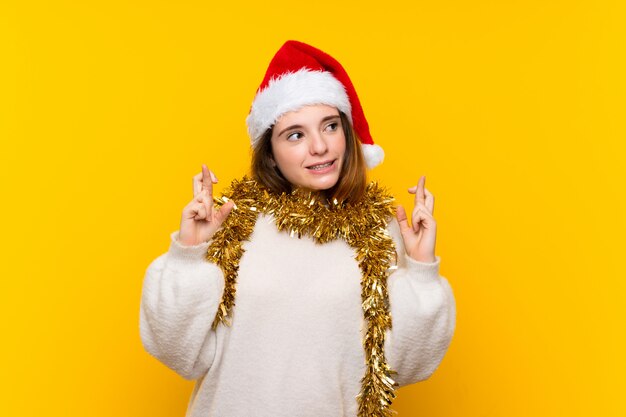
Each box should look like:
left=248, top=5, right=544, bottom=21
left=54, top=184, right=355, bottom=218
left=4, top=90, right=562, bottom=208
left=245, top=40, right=384, bottom=169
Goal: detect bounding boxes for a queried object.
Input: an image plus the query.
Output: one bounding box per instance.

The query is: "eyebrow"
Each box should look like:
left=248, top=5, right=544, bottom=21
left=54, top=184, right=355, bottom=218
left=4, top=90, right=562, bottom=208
left=277, top=114, right=341, bottom=137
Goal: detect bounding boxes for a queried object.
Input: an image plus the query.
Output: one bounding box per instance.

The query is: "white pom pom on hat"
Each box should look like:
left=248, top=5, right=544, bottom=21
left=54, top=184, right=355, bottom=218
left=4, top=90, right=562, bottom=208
left=245, top=40, right=384, bottom=169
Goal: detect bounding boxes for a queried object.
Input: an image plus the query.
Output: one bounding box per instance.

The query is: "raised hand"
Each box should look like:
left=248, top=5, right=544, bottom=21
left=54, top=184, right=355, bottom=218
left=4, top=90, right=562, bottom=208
left=396, top=175, right=437, bottom=263
left=178, top=164, right=235, bottom=246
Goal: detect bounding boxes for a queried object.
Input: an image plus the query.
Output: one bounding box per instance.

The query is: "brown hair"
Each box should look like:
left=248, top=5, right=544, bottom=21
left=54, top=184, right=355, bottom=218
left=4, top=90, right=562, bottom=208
left=251, top=111, right=367, bottom=205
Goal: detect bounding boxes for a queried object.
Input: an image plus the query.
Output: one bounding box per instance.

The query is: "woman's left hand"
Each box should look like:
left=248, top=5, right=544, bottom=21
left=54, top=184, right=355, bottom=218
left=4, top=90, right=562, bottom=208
left=396, top=175, right=437, bottom=263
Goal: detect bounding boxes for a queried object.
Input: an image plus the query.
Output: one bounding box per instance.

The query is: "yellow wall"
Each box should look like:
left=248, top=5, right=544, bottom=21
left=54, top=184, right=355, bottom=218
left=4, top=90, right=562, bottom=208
left=1, top=1, right=624, bottom=415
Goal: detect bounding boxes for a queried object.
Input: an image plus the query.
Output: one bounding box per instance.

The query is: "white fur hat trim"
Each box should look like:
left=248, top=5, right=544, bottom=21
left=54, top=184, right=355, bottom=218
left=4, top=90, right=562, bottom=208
left=246, top=69, right=352, bottom=146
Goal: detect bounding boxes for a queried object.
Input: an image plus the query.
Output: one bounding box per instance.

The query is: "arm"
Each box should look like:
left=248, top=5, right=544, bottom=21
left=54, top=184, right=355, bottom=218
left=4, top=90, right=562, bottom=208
left=384, top=217, right=457, bottom=387
left=139, top=230, right=224, bottom=380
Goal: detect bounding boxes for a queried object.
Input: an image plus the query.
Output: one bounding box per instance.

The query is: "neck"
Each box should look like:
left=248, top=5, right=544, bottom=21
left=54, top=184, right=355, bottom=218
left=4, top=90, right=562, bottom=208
left=290, top=185, right=327, bottom=199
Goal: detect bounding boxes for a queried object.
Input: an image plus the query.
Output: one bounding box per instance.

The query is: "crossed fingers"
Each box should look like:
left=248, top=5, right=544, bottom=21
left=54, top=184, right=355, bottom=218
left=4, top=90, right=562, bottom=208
left=193, top=164, right=218, bottom=198
left=408, top=176, right=434, bottom=231
left=192, top=164, right=218, bottom=222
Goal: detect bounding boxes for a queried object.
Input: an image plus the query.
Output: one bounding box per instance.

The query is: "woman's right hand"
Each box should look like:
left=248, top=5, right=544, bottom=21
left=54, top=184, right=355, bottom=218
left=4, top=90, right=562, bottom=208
left=178, top=164, right=235, bottom=246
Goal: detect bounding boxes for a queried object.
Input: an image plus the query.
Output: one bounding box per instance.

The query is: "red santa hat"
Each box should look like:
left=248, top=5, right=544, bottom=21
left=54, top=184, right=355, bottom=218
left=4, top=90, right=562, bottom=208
left=246, top=40, right=384, bottom=169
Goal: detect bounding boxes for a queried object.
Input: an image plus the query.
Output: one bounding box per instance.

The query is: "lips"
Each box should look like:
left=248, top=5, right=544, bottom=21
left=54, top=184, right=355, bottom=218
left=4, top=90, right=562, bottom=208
left=306, top=159, right=336, bottom=170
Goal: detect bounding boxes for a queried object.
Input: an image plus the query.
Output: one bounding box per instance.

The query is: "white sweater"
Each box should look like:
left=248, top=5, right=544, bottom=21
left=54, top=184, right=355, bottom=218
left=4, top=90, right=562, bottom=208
left=139, top=213, right=456, bottom=417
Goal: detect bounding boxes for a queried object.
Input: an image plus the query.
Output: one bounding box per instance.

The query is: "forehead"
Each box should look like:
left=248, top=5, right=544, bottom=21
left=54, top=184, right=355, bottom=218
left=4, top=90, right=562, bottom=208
left=274, top=104, right=340, bottom=127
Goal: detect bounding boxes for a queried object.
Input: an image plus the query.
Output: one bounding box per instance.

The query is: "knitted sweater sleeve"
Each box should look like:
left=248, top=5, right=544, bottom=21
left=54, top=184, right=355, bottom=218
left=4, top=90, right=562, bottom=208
left=139, top=230, right=224, bottom=381
left=384, top=217, right=457, bottom=387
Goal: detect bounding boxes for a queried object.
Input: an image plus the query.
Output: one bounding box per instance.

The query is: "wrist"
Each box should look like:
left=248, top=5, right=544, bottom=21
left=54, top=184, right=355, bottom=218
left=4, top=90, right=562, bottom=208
left=407, top=253, right=436, bottom=263
left=177, top=236, right=199, bottom=246
left=169, top=231, right=211, bottom=261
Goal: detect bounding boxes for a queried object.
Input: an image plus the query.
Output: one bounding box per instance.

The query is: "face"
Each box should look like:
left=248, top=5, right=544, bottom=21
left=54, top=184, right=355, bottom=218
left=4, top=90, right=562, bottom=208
left=270, top=104, right=346, bottom=191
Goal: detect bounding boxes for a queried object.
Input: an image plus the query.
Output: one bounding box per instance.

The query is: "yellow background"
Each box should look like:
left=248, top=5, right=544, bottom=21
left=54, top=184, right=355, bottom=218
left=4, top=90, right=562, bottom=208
left=1, top=1, right=624, bottom=416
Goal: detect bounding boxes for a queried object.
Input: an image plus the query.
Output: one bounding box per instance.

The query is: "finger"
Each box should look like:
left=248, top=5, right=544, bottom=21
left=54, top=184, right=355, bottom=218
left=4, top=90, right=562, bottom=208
left=214, top=200, right=235, bottom=227
left=193, top=203, right=207, bottom=220
left=396, top=205, right=418, bottom=249
left=201, top=165, right=214, bottom=197
left=412, top=204, right=436, bottom=231
left=204, top=193, right=212, bottom=223
left=414, top=203, right=434, bottom=217
left=414, top=176, right=426, bottom=207
left=412, top=206, right=422, bottom=233
left=196, top=190, right=213, bottom=223
left=412, top=202, right=434, bottom=232
left=203, top=164, right=218, bottom=183
left=424, top=188, right=435, bottom=214
left=396, top=205, right=412, bottom=233
left=193, top=173, right=202, bottom=197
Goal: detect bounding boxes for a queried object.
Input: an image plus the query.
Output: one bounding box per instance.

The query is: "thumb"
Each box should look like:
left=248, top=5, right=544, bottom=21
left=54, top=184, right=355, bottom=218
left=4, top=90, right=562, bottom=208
left=214, top=200, right=235, bottom=227
left=396, top=205, right=412, bottom=233
left=396, top=205, right=417, bottom=246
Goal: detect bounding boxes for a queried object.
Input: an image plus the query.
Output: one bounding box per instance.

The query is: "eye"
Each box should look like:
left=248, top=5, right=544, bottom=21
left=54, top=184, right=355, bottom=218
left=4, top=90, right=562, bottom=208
left=286, top=131, right=303, bottom=141
left=325, top=122, right=339, bottom=132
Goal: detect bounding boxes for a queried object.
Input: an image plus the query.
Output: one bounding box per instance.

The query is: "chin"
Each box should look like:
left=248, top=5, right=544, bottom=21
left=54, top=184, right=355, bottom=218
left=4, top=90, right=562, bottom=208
left=307, top=177, right=340, bottom=191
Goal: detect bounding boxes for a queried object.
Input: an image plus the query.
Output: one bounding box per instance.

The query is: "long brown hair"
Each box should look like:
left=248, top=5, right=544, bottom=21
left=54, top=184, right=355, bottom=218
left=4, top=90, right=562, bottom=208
left=251, top=111, right=367, bottom=205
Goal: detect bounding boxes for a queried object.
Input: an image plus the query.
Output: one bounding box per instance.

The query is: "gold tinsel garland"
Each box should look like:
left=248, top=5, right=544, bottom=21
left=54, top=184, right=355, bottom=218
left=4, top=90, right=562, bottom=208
left=206, top=176, right=400, bottom=417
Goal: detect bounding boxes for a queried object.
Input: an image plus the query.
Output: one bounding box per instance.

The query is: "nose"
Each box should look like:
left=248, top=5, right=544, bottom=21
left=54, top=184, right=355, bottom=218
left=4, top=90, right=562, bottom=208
left=309, top=132, right=328, bottom=155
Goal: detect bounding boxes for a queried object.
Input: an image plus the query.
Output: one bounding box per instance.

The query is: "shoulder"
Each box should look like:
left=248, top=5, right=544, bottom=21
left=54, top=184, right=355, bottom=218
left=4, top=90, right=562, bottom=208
left=217, top=175, right=261, bottom=202
left=213, top=175, right=267, bottom=218
left=359, top=181, right=396, bottom=222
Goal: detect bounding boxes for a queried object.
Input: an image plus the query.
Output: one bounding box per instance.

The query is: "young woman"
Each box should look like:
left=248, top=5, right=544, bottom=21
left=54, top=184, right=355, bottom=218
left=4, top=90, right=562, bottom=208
left=140, top=40, right=456, bottom=417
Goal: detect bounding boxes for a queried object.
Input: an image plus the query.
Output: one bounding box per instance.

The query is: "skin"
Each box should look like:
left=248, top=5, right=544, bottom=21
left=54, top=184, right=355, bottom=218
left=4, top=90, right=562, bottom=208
left=178, top=105, right=437, bottom=263
left=269, top=104, right=346, bottom=192
left=178, top=165, right=234, bottom=247
left=396, top=176, right=437, bottom=263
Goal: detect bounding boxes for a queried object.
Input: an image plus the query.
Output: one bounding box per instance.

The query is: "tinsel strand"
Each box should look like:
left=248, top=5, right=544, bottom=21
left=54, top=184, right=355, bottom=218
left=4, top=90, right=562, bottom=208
left=205, top=176, right=400, bottom=416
